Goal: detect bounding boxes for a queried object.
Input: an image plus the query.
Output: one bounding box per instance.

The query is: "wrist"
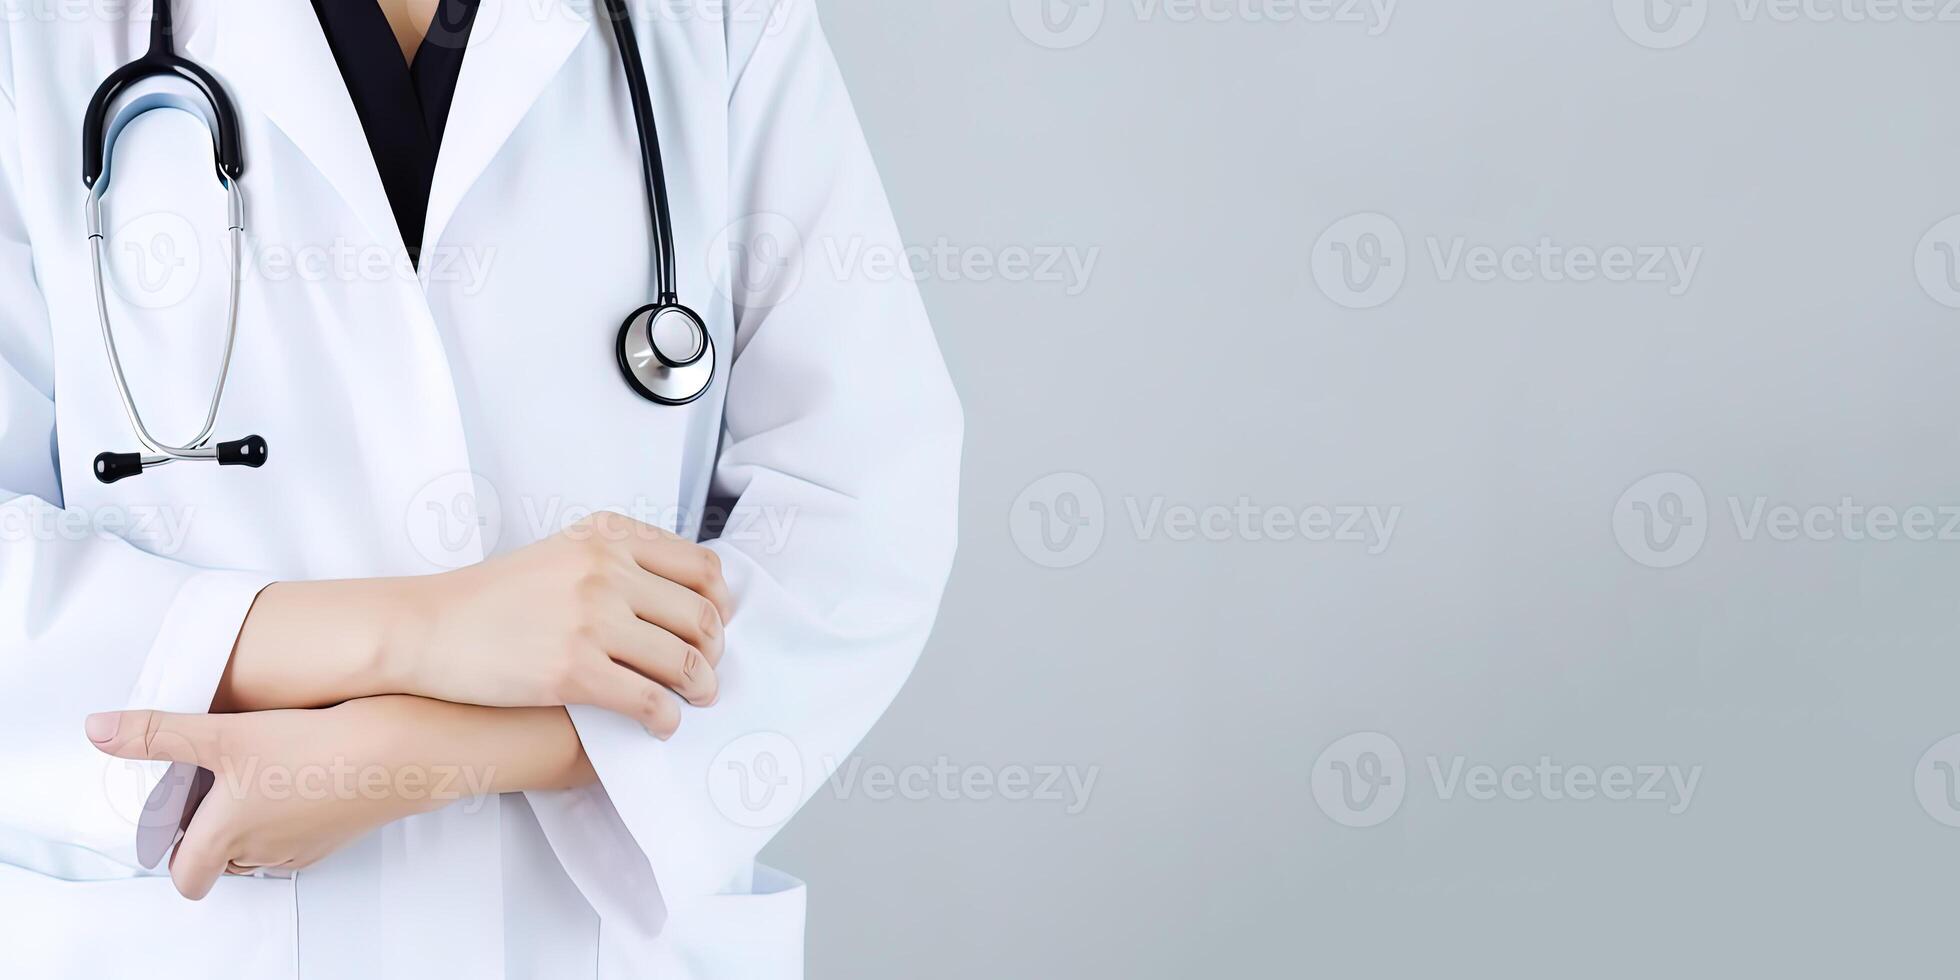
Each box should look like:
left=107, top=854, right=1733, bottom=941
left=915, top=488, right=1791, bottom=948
left=327, top=696, right=476, bottom=816
left=342, top=697, right=597, bottom=797
left=372, top=575, right=443, bottom=699
left=216, top=577, right=446, bottom=712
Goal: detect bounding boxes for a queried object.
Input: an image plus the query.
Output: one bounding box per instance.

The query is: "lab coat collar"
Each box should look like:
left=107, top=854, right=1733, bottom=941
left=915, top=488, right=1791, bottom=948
left=186, top=0, right=595, bottom=277
left=422, top=0, right=595, bottom=265
left=188, top=0, right=401, bottom=252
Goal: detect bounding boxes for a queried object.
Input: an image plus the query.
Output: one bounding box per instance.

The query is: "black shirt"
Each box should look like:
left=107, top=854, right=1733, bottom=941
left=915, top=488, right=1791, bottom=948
left=310, top=0, right=482, bottom=264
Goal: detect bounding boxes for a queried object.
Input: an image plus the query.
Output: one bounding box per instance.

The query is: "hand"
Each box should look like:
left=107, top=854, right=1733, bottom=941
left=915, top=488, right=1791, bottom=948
left=393, top=512, right=732, bottom=737
left=223, top=512, right=733, bottom=735
left=85, top=697, right=559, bottom=900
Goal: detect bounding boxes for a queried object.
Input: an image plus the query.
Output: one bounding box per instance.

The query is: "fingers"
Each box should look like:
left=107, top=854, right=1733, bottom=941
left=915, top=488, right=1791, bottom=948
left=632, top=538, right=733, bottom=625
left=571, top=662, right=685, bottom=739
left=601, top=616, right=718, bottom=707
left=86, top=709, right=222, bottom=767
left=168, top=806, right=231, bottom=901
left=583, top=511, right=733, bottom=623
left=226, top=860, right=296, bottom=878
left=94, top=712, right=229, bottom=899
left=565, top=512, right=732, bottom=731
left=620, top=567, right=726, bottom=666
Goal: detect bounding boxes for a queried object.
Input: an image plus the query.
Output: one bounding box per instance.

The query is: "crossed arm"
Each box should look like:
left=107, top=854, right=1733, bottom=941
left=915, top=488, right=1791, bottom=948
left=86, top=511, right=732, bottom=899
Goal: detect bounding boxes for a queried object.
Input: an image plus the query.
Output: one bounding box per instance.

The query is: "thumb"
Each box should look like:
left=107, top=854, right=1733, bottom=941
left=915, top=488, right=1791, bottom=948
left=85, top=709, right=221, bottom=767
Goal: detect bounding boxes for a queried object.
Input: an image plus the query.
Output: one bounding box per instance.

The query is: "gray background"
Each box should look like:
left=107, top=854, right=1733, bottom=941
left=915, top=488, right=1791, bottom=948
left=768, top=2, right=1960, bottom=976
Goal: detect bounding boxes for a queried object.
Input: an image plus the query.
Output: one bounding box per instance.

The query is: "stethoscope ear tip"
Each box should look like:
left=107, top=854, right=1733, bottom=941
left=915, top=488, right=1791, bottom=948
left=217, top=435, right=268, bottom=468
left=94, top=452, right=145, bottom=484
left=94, top=436, right=266, bottom=483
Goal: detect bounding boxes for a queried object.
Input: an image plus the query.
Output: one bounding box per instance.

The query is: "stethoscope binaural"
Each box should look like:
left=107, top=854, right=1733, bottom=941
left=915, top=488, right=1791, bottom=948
left=84, top=0, right=713, bottom=485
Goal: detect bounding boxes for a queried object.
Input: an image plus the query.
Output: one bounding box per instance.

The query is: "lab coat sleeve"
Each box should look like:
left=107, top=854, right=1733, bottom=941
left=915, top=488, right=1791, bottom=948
left=525, top=0, right=961, bottom=916
left=0, top=32, right=272, bottom=872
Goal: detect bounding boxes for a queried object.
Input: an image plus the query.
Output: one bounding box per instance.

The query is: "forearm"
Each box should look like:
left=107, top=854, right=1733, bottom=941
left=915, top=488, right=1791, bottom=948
left=213, top=579, right=423, bottom=713
left=87, top=696, right=596, bottom=897
left=358, top=695, right=596, bottom=795
left=211, top=518, right=726, bottom=733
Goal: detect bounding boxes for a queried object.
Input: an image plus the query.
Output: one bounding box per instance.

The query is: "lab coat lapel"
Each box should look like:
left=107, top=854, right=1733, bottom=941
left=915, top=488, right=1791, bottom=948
left=190, top=0, right=402, bottom=252
left=422, top=0, right=594, bottom=260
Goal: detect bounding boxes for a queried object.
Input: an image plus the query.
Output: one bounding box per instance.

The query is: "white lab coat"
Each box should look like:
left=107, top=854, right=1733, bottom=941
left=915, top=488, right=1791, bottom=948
left=0, top=0, right=961, bottom=976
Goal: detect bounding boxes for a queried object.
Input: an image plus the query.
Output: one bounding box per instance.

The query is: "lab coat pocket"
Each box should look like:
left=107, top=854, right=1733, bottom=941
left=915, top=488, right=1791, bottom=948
left=636, top=865, right=808, bottom=980
left=0, top=863, right=297, bottom=980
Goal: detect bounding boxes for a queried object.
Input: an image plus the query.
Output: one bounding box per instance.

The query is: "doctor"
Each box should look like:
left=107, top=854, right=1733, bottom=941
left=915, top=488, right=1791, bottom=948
left=0, top=0, right=961, bottom=977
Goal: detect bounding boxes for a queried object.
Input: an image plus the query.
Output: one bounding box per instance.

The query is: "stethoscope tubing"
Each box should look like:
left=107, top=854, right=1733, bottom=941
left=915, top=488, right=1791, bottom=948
left=84, top=0, right=709, bottom=484
left=599, top=0, right=679, bottom=304
left=86, top=176, right=247, bottom=466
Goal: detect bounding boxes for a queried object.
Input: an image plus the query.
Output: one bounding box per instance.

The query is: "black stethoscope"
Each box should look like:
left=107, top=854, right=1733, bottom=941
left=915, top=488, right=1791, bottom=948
left=85, top=0, right=712, bottom=485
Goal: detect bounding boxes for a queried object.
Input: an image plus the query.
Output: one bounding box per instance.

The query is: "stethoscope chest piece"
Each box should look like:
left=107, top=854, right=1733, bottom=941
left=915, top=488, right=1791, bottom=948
left=616, top=303, right=715, bottom=406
